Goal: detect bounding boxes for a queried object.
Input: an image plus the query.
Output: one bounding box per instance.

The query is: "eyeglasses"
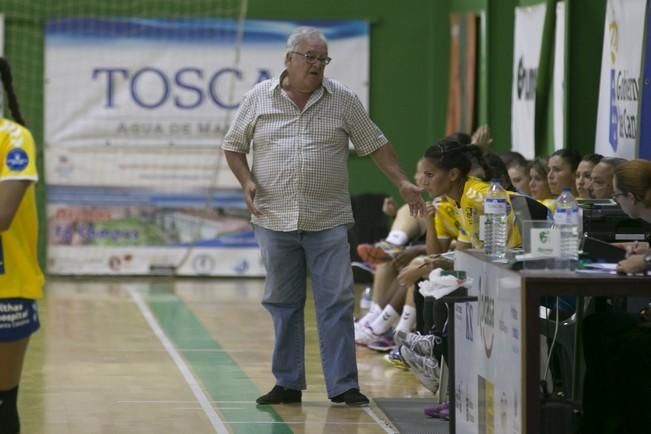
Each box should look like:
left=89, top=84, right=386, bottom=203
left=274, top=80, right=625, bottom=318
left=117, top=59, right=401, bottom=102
left=291, top=51, right=332, bottom=65
left=611, top=192, right=627, bottom=199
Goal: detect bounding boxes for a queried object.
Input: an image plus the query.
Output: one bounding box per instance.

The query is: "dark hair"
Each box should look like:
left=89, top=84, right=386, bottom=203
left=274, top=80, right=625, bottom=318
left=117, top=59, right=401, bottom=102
left=0, top=58, right=25, bottom=126
left=550, top=149, right=582, bottom=172
left=423, top=136, right=483, bottom=178
left=614, top=159, right=651, bottom=207
left=580, top=153, right=603, bottom=166
left=484, top=152, right=516, bottom=191
left=448, top=131, right=472, bottom=146
left=499, top=151, right=527, bottom=169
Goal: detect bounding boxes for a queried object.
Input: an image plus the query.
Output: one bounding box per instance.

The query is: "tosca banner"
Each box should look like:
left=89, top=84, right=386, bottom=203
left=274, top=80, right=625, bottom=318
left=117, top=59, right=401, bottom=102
left=511, top=4, right=546, bottom=159
left=44, top=18, right=369, bottom=191
left=595, top=0, right=647, bottom=159
left=45, top=18, right=369, bottom=150
left=44, top=18, right=370, bottom=276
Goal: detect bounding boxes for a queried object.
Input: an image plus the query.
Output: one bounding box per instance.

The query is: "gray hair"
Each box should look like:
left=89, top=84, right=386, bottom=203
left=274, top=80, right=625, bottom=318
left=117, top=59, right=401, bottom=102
left=600, top=157, right=628, bottom=169
left=286, top=27, right=327, bottom=55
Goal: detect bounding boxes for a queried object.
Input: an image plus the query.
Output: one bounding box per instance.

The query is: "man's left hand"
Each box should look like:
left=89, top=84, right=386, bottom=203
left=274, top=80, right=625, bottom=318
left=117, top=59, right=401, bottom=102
left=399, top=180, right=425, bottom=216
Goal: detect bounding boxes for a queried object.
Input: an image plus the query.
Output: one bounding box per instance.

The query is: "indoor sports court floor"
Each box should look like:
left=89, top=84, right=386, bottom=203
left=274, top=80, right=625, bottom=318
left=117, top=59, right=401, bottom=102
left=19, top=277, right=436, bottom=433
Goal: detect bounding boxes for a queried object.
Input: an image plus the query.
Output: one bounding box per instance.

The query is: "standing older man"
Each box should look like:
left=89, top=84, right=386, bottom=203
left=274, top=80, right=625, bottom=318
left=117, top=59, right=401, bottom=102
left=222, top=27, right=424, bottom=407
left=589, top=157, right=627, bottom=199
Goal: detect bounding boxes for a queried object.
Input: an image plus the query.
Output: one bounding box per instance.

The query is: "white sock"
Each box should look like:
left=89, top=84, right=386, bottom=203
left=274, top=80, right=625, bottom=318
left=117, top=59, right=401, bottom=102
left=385, top=230, right=408, bottom=246
left=395, top=305, right=417, bottom=334
left=370, top=305, right=399, bottom=335
left=359, top=303, right=381, bottom=326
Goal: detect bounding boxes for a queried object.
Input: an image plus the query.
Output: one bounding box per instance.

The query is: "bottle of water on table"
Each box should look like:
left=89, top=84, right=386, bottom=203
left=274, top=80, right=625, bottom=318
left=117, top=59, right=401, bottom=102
left=484, top=178, right=508, bottom=261
left=553, top=187, right=580, bottom=270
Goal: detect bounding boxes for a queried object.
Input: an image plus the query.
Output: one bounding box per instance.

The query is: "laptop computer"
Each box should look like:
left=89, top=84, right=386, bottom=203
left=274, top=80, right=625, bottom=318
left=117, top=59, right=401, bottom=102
left=510, top=194, right=551, bottom=236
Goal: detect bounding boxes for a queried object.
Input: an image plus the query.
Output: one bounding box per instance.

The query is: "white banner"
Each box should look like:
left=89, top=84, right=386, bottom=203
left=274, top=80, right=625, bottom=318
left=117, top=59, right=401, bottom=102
left=595, top=0, right=646, bottom=158
left=553, top=2, right=566, bottom=151
left=47, top=246, right=265, bottom=276
left=45, top=19, right=369, bottom=191
left=43, top=19, right=370, bottom=276
left=454, top=251, right=522, bottom=434
left=45, top=186, right=264, bottom=276
left=45, top=19, right=369, bottom=149
left=511, top=4, right=546, bottom=159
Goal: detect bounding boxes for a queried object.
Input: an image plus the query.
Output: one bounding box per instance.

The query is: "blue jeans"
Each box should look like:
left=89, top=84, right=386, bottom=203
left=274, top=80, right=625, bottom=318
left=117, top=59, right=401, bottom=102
left=253, top=224, right=358, bottom=398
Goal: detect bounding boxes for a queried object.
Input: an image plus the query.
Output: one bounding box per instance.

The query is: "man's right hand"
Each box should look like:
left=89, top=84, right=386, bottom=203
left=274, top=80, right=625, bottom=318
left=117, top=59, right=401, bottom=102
left=244, top=180, right=260, bottom=216
left=399, top=180, right=425, bottom=217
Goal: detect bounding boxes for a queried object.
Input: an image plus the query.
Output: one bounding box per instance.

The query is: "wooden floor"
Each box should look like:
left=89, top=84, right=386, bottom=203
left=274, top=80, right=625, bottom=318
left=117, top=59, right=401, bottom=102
left=19, top=277, right=432, bottom=433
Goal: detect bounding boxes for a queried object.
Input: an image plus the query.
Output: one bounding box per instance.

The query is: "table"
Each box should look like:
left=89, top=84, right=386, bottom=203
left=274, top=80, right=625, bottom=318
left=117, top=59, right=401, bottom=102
left=452, top=249, right=650, bottom=434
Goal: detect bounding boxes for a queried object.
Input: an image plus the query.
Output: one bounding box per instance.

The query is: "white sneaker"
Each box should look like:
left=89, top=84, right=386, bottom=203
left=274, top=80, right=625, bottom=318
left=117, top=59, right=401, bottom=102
left=354, top=322, right=378, bottom=346
left=400, top=345, right=440, bottom=393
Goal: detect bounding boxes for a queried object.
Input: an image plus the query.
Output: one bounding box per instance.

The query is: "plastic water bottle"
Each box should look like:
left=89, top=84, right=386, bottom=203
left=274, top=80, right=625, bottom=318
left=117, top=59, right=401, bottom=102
left=484, top=179, right=508, bottom=260
left=360, top=287, right=372, bottom=314
left=553, top=187, right=580, bottom=270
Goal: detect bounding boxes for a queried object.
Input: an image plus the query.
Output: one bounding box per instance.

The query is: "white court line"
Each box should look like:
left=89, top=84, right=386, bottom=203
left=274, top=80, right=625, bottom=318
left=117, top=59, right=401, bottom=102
left=364, top=407, right=399, bottom=434
left=119, top=400, right=252, bottom=404
left=127, top=288, right=229, bottom=434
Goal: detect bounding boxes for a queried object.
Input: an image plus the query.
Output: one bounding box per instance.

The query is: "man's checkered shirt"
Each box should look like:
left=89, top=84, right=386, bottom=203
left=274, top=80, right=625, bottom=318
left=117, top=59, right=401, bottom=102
left=222, top=73, right=387, bottom=232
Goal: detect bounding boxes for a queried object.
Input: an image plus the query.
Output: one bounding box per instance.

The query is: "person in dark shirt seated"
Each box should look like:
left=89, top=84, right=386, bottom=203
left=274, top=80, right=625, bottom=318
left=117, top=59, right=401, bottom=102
left=582, top=159, right=651, bottom=434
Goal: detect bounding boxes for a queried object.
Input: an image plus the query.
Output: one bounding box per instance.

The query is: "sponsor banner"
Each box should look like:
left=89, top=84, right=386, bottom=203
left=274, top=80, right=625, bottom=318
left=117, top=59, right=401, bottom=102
left=46, top=186, right=264, bottom=276
left=511, top=4, right=546, bottom=159
left=44, top=18, right=369, bottom=275
left=446, top=14, right=477, bottom=135
left=48, top=246, right=264, bottom=276
left=595, top=0, right=646, bottom=158
left=639, top=1, right=651, bottom=160
left=45, top=18, right=369, bottom=149
left=45, top=146, right=236, bottom=189
left=455, top=251, right=522, bottom=434
left=553, top=2, right=566, bottom=151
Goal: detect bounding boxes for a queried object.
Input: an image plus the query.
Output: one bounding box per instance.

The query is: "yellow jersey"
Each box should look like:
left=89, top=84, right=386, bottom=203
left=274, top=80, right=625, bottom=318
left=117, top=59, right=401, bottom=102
left=454, top=177, right=521, bottom=249
left=0, top=119, right=44, bottom=299
left=433, top=196, right=463, bottom=240
left=541, top=198, right=556, bottom=215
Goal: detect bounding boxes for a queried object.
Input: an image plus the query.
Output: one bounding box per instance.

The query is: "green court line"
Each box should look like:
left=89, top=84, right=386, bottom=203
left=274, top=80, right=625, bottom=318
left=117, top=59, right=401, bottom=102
left=144, top=284, right=293, bottom=434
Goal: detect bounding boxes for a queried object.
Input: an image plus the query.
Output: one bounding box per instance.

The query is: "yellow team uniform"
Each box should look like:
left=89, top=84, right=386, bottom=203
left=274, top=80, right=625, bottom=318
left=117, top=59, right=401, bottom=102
left=433, top=196, right=463, bottom=240
left=541, top=198, right=556, bottom=214
left=0, top=119, right=44, bottom=300
left=454, top=177, right=521, bottom=249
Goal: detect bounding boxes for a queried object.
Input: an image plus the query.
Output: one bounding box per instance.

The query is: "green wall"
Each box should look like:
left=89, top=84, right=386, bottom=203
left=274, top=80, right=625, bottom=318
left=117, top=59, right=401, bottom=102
left=567, top=0, right=607, bottom=155
left=0, top=0, right=608, bottom=262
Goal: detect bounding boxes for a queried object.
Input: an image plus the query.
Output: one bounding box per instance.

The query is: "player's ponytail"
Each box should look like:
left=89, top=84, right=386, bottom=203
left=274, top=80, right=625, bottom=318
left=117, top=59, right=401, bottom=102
left=0, top=57, right=25, bottom=126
